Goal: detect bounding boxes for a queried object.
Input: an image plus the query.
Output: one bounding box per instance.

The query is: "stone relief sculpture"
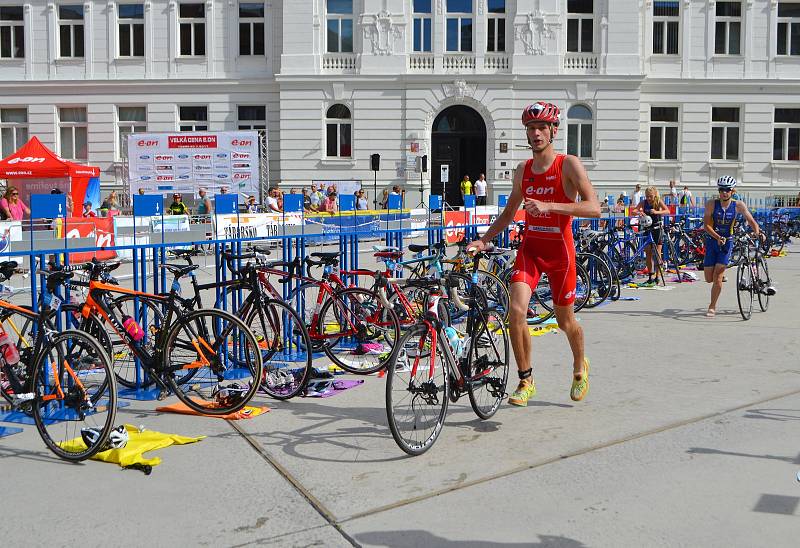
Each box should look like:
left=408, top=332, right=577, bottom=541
left=442, top=80, right=477, bottom=99
left=363, top=10, right=403, bottom=56
left=515, top=11, right=555, bottom=56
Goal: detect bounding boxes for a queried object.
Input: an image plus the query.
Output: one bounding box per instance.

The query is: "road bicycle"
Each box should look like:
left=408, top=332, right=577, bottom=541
left=0, top=261, right=117, bottom=461
left=735, top=232, right=775, bottom=321
left=68, top=259, right=263, bottom=415
left=382, top=250, right=510, bottom=456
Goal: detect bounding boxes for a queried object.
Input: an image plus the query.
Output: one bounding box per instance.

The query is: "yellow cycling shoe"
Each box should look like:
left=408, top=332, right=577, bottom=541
left=508, top=380, right=536, bottom=407
left=570, top=358, right=590, bottom=402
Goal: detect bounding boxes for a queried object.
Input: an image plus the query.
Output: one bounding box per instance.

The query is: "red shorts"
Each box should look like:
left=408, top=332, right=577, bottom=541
left=510, top=237, right=577, bottom=306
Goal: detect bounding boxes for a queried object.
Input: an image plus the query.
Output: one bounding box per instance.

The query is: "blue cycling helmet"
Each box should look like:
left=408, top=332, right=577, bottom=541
left=716, top=175, right=737, bottom=190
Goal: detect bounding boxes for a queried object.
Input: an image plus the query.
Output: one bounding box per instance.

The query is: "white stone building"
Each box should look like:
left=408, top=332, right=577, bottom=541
left=1, top=0, right=799, bottom=206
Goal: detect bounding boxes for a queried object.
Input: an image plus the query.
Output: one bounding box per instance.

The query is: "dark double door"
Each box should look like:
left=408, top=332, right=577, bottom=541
left=431, top=106, right=487, bottom=207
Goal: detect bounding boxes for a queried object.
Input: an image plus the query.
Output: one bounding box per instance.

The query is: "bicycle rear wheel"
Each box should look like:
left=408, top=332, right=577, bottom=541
left=736, top=261, right=753, bottom=320
left=254, top=299, right=313, bottom=400
left=386, top=324, right=449, bottom=456
left=104, top=295, right=165, bottom=389
left=163, top=308, right=263, bottom=415
left=579, top=252, right=612, bottom=308
left=33, top=330, right=117, bottom=462
left=466, top=308, right=509, bottom=420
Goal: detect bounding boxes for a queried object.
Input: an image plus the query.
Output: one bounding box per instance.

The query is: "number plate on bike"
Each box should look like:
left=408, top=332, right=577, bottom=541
left=50, top=295, right=62, bottom=310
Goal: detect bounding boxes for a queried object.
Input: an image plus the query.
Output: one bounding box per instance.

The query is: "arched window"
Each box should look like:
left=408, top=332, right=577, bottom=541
left=326, top=104, right=351, bottom=157
left=567, top=104, right=593, bottom=159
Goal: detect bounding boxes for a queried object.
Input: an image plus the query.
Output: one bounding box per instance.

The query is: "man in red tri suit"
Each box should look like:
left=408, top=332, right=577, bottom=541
left=468, top=101, right=601, bottom=406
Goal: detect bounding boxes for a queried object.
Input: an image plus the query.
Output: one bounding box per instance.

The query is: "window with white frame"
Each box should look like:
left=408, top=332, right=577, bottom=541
left=446, top=0, right=472, bottom=52
left=652, top=1, right=679, bottom=55
left=58, top=5, right=85, bottom=58
left=179, top=105, right=208, bottom=131
left=326, top=0, right=353, bottom=53
left=567, top=105, right=593, bottom=159
left=412, top=0, right=432, bottom=52
left=710, top=107, right=740, bottom=160
left=487, top=0, right=505, bottom=52
left=239, top=3, right=264, bottom=56
left=59, top=107, right=87, bottom=160
left=117, top=106, right=146, bottom=158
left=714, top=2, right=741, bottom=55
left=118, top=3, right=144, bottom=57
left=777, top=2, right=800, bottom=56
left=650, top=106, right=679, bottom=160
left=773, top=108, right=800, bottom=161
left=325, top=104, right=351, bottom=158
left=0, top=6, right=24, bottom=59
left=567, top=0, right=593, bottom=53
left=179, top=3, right=205, bottom=56
left=237, top=105, right=266, bottom=131
left=0, top=108, right=28, bottom=158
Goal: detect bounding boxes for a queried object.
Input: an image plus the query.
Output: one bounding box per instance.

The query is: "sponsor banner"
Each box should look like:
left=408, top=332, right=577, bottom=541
left=151, top=215, right=191, bottom=233
left=214, top=213, right=303, bottom=240
left=444, top=210, right=470, bottom=244
left=60, top=217, right=117, bottom=262
left=128, top=131, right=260, bottom=197
left=0, top=221, right=24, bottom=264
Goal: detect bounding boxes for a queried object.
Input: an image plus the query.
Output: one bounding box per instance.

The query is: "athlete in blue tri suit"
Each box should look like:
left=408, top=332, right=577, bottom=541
left=703, top=176, right=762, bottom=318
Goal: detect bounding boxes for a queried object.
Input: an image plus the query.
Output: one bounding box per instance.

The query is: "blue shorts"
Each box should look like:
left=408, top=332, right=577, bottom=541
left=704, top=236, right=733, bottom=267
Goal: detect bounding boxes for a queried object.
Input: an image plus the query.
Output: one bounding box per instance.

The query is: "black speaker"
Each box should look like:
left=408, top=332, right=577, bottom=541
left=421, top=154, right=428, bottom=172
left=370, top=153, right=381, bottom=171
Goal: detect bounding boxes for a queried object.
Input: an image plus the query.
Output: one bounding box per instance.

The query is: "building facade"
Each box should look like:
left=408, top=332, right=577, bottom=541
left=0, top=0, right=799, bottom=205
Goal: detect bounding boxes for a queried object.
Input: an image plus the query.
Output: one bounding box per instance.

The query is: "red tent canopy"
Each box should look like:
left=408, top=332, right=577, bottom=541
left=0, top=136, right=99, bottom=179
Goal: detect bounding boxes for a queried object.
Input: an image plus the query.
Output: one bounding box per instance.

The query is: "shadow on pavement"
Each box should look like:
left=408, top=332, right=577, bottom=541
left=593, top=307, right=742, bottom=322
left=743, top=408, right=800, bottom=422
left=687, top=446, right=800, bottom=464
left=354, top=530, right=587, bottom=547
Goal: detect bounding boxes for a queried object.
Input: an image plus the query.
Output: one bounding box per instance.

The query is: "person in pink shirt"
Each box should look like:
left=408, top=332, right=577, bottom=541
left=322, top=191, right=338, bottom=214
left=0, top=186, right=30, bottom=220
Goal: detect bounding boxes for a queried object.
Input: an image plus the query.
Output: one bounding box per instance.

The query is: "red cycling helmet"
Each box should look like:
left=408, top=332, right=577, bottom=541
left=522, top=102, right=560, bottom=127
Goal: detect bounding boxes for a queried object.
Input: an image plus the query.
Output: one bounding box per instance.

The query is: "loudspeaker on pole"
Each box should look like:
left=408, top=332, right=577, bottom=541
left=370, top=153, right=381, bottom=171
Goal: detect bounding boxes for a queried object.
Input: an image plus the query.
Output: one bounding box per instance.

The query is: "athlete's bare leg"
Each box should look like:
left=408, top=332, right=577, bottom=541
left=554, top=304, right=586, bottom=377
left=508, top=282, right=533, bottom=380
left=707, top=264, right=726, bottom=313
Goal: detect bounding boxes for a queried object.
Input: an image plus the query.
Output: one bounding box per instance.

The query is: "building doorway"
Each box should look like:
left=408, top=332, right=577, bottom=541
left=431, top=105, right=487, bottom=207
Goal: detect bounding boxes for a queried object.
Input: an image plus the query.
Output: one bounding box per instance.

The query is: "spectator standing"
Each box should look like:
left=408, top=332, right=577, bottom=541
left=474, top=173, right=488, bottom=206
left=302, top=188, right=312, bottom=210
left=679, top=185, right=694, bottom=207
left=246, top=195, right=258, bottom=213
left=632, top=184, right=643, bottom=207
left=82, top=201, right=97, bottom=218
left=379, top=188, right=389, bottom=209
left=0, top=186, right=30, bottom=220
left=357, top=189, right=369, bottom=210
left=322, top=191, right=338, bottom=214
left=266, top=188, right=281, bottom=212
left=99, top=191, right=119, bottom=216
left=196, top=188, right=211, bottom=216
left=460, top=175, right=472, bottom=201
left=168, top=193, right=189, bottom=215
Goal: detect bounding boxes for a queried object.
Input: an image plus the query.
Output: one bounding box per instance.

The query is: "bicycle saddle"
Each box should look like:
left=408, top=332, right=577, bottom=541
left=374, top=250, right=403, bottom=259
left=372, top=245, right=399, bottom=253
left=0, top=261, right=17, bottom=281
left=310, top=252, right=339, bottom=262
left=407, top=244, right=429, bottom=253
left=161, top=263, right=200, bottom=277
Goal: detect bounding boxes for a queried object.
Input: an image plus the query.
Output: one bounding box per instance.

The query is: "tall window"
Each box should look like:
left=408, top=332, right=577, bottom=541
left=711, top=107, right=740, bottom=160
left=118, top=3, right=144, bottom=57
left=446, top=0, right=472, bottom=52
left=412, top=0, right=432, bottom=52
left=117, top=106, right=146, bottom=158
left=777, top=2, right=800, bottom=56
left=650, top=106, right=679, bottom=160
left=773, top=108, right=800, bottom=161
left=239, top=3, right=264, bottom=56
left=567, top=105, right=593, bottom=159
left=326, top=0, right=353, bottom=53
left=567, top=0, right=593, bottom=53
left=58, top=5, right=85, bottom=58
left=715, top=2, right=741, bottom=55
left=59, top=107, right=87, bottom=160
left=179, top=3, right=205, bottom=56
left=0, top=108, right=27, bottom=158
left=237, top=105, right=266, bottom=130
left=653, top=1, right=679, bottom=55
left=325, top=104, right=351, bottom=158
left=179, top=105, right=208, bottom=131
left=0, top=6, right=24, bottom=59
left=487, top=0, right=505, bottom=52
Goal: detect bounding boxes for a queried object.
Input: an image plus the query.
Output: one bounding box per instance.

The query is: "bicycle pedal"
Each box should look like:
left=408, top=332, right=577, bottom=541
left=156, top=389, right=169, bottom=401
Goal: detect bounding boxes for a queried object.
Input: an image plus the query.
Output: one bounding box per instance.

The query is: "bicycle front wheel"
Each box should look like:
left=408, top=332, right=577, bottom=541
left=756, top=256, right=770, bottom=312
left=33, top=330, right=117, bottom=462
left=163, top=308, right=263, bottom=415
left=386, top=324, right=449, bottom=456
left=466, top=308, right=509, bottom=420
left=736, top=261, right=753, bottom=321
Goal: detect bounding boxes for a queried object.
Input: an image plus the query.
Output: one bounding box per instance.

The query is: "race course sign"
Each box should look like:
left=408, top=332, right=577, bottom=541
left=128, top=131, right=260, bottom=197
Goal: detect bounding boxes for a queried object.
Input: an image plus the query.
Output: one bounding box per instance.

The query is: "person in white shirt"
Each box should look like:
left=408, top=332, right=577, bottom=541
left=632, top=184, right=643, bottom=207
left=474, top=173, right=488, bottom=206
left=309, top=184, right=322, bottom=211
left=667, top=180, right=679, bottom=205
left=266, top=187, right=281, bottom=212
left=679, top=185, right=694, bottom=207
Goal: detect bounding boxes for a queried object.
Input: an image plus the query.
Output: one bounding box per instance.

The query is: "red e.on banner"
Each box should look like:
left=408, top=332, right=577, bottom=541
left=444, top=210, right=471, bottom=244
left=60, top=217, right=117, bottom=262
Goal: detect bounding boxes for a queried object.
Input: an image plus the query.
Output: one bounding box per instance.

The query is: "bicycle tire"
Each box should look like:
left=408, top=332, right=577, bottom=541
left=255, top=299, right=313, bottom=400
left=286, top=281, right=327, bottom=352
left=162, top=308, right=263, bottom=415
left=32, top=330, right=117, bottom=462
left=578, top=252, right=612, bottom=308
left=736, top=261, right=753, bottom=321
left=756, top=256, right=770, bottom=312
left=317, top=287, right=400, bottom=375
left=666, top=237, right=682, bottom=283
left=466, top=308, right=510, bottom=420
left=386, top=324, right=449, bottom=456
left=536, top=263, right=590, bottom=314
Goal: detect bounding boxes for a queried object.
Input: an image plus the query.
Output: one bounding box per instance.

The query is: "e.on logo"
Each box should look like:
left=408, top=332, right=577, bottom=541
left=137, top=140, right=159, bottom=147
left=230, top=139, right=252, bottom=147
left=8, top=156, right=46, bottom=164
left=526, top=186, right=555, bottom=196
left=233, top=172, right=251, bottom=180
